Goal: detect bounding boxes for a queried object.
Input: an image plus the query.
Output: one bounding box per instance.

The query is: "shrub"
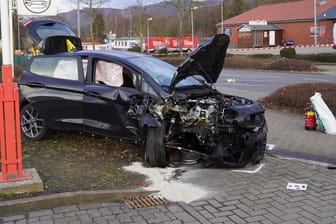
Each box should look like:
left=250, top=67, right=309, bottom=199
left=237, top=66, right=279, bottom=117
left=296, top=53, right=336, bottom=63
left=260, top=83, right=336, bottom=115
left=224, top=55, right=265, bottom=69
left=128, top=46, right=141, bottom=52
left=248, top=54, right=274, bottom=59
left=264, top=58, right=318, bottom=72
left=280, top=47, right=296, bottom=58
left=158, top=47, right=168, bottom=55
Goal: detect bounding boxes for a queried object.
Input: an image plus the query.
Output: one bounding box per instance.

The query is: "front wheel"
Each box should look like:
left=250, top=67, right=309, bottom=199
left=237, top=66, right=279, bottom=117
left=20, top=104, right=48, bottom=140
left=145, top=121, right=169, bottom=167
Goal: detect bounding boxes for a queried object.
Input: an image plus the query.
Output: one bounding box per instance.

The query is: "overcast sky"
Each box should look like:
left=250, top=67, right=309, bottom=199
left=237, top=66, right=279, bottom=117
left=57, top=0, right=163, bottom=12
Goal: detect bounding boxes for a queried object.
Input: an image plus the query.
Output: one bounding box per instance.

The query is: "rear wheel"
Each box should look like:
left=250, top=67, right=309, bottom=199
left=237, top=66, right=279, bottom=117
left=145, top=121, right=169, bottom=167
left=20, top=104, right=48, bottom=140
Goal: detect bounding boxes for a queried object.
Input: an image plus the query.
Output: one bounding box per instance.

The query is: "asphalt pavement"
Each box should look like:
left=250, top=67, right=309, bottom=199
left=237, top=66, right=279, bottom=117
left=0, top=66, right=336, bottom=223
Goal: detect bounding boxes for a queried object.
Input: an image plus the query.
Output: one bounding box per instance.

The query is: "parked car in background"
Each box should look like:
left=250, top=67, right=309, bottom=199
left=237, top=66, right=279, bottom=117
left=19, top=19, right=268, bottom=168
left=281, top=39, right=295, bottom=46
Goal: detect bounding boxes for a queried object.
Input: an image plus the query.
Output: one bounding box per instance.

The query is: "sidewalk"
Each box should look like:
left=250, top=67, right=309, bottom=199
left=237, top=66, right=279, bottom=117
left=266, top=109, right=336, bottom=165
left=316, top=64, right=336, bottom=76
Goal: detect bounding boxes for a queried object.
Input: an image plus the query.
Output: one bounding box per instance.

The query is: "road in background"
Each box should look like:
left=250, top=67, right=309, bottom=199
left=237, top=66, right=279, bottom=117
left=215, top=69, right=336, bottom=100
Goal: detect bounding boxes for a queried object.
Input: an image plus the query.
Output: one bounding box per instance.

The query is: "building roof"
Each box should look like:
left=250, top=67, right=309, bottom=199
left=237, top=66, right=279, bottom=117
left=221, top=0, right=336, bottom=26
left=317, top=5, right=336, bottom=20
left=238, top=24, right=284, bottom=31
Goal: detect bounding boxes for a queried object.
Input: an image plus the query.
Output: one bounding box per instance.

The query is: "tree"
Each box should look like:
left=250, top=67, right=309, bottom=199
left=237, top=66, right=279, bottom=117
left=127, top=0, right=150, bottom=50
left=79, top=0, right=107, bottom=49
left=164, top=0, right=196, bottom=55
left=106, top=10, right=127, bottom=37
left=228, top=0, right=248, bottom=18
left=93, top=12, right=106, bottom=42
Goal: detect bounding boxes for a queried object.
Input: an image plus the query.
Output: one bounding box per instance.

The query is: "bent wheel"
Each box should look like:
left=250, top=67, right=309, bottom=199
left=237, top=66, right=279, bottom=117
left=145, top=121, right=169, bottom=167
left=20, top=104, right=48, bottom=140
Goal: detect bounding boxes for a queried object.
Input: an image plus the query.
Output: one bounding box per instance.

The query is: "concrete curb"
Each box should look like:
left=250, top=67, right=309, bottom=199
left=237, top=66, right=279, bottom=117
left=0, top=189, right=157, bottom=216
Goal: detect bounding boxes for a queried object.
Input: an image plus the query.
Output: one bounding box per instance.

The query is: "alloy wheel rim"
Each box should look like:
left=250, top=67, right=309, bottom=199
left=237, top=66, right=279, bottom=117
left=21, top=107, right=44, bottom=138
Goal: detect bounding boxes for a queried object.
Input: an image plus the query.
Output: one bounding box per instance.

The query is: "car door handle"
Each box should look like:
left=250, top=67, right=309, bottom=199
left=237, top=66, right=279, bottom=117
left=25, top=82, right=45, bottom=88
left=85, top=91, right=101, bottom=97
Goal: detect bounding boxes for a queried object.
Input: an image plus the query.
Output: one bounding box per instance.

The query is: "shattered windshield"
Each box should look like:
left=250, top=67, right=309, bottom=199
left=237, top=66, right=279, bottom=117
left=127, top=56, right=203, bottom=90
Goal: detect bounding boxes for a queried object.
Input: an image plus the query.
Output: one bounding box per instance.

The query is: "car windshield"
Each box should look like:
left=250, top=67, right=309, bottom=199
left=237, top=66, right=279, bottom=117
left=127, top=56, right=204, bottom=90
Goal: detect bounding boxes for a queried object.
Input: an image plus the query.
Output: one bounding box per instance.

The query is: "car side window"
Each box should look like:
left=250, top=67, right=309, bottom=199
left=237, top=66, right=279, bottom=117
left=94, top=60, right=136, bottom=89
left=30, top=56, right=80, bottom=81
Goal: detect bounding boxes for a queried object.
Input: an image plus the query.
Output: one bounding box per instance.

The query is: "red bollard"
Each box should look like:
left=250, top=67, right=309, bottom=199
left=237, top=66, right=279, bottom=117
left=0, top=65, right=31, bottom=182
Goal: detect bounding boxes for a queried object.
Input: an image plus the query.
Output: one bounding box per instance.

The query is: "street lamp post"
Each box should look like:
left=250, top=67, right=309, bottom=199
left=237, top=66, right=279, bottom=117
left=191, top=7, right=198, bottom=50
left=130, top=13, right=132, bottom=38
left=77, top=0, right=80, bottom=37
left=147, top=17, right=152, bottom=54
left=221, top=0, right=224, bottom=34
left=314, top=0, right=317, bottom=55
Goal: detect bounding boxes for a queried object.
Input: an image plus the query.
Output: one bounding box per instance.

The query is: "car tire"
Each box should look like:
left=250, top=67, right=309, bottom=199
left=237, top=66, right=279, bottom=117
left=145, top=121, right=169, bottom=167
left=20, top=104, right=48, bottom=140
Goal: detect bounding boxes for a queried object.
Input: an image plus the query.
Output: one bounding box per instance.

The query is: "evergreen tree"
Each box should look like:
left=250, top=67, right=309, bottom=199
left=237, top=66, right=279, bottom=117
left=93, top=12, right=106, bottom=42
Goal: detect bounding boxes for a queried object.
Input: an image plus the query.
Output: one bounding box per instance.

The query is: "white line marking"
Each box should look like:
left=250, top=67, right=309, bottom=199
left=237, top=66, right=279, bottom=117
left=232, top=163, right=265, bottom=174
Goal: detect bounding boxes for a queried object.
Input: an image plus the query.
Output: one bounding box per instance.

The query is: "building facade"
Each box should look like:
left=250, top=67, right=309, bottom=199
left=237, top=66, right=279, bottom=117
left=217, top=0, right=336, bottom=48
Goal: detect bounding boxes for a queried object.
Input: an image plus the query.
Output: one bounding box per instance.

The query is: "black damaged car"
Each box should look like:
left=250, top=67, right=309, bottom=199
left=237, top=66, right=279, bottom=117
left=19, top=19, right=267, bottom=168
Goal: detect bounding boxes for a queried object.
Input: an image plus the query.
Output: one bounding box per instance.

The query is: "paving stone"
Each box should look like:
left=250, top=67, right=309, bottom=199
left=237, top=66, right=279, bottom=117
left=54, top=216, right=79, bottom=223
left=0, top=215, right=26, bottom=222
left=219, top=205, right=237, bottom=212
left=174, top=212, right=196, bottom=223
left=209, top=216, right=231, bottom=223
left=28, top=210, right=53, bottom=218
left=207, top=199, right=222, bottom=208
left=232, top=209, right=250, bottom=218
left=229, top=214, right=247, bottom=223
left=53, top=205, right=79, bottom=214
left=245, top=215, right=266, bottom=223
left=16, top=220, right=28, bottom=224
left=212, top=211, right=234, bottom=217
left=198, top=210, right=214, bottom=219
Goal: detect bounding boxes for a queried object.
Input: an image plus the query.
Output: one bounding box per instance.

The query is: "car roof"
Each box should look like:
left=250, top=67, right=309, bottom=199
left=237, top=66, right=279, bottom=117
left=61, top=50, right=150, bottom=60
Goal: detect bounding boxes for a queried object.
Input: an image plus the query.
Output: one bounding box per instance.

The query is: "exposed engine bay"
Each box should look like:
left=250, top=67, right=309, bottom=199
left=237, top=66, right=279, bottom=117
left=130, top=91, right=267, bottom=168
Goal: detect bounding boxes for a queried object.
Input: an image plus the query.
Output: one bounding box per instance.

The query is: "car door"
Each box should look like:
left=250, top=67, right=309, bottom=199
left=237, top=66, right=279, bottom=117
left=19, top=55, right=86, bottom=130
left=82, top=57, right=142, bottom=141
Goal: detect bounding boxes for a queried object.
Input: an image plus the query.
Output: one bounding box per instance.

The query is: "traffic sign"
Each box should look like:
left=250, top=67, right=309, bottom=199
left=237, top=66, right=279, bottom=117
left=17, top=0, right=57, bottom=16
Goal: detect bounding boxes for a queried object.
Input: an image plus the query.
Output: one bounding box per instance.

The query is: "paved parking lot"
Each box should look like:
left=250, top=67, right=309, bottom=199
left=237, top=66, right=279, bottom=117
left=1, top=155, right=336, bottom=223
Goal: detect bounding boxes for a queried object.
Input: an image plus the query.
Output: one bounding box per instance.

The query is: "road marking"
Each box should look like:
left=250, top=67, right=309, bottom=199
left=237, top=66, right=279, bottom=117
left=232, top=163, right=265, bottom=174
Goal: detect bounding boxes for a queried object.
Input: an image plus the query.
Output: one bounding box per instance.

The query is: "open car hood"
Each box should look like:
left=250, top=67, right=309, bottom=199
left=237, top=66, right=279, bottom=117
left=23, top=19, right=82, bottom=55
left=170, top=34, right=230, bottom=91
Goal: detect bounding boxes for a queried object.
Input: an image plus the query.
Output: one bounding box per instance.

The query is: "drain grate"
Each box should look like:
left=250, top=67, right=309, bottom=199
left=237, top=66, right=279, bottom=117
left=123, top=195, right=169, bottom=209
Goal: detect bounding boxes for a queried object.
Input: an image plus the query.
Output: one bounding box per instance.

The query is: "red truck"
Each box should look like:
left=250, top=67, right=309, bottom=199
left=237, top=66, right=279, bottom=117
left=144, top=37, right=198, bottom=52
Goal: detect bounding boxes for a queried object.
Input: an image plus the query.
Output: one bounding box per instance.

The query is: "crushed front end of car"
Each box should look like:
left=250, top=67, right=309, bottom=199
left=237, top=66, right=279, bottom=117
left=161, top=93, right=267, bottom=168
left=128, top=90, right=267, bottom=168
